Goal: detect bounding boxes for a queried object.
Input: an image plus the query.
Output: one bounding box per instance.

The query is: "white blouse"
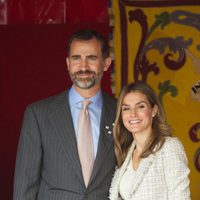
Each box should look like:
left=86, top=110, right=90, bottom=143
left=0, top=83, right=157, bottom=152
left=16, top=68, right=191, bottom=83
left=119, top=159, right=136, bottom=199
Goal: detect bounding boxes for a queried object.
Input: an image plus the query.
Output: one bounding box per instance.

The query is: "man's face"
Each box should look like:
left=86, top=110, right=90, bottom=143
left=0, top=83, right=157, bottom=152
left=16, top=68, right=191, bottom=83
left=67, top=38, right=111, bottom=90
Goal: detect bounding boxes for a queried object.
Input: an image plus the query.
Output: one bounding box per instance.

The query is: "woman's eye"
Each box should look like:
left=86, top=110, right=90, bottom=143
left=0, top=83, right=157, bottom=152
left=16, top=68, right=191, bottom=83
left=122, top=107, right=129, bottom=111
left=137, top=104, right=145, bottom=109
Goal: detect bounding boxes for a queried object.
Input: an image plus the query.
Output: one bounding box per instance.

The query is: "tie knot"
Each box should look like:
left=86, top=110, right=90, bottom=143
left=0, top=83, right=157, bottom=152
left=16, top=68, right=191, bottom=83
left=82, top=99, right=91, bottom=112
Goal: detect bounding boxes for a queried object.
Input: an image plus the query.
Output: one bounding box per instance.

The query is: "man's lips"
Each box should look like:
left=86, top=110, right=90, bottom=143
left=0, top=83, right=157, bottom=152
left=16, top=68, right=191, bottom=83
left=75, top=70, right=95, bottom=77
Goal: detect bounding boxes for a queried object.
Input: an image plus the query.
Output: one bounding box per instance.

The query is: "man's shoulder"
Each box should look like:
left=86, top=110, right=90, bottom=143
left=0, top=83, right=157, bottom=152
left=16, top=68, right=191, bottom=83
left=102, top=92, right=117, bottom=117
left=102, top=92, right=117, bottom=104
left=28, top=90, right=68, bottom=110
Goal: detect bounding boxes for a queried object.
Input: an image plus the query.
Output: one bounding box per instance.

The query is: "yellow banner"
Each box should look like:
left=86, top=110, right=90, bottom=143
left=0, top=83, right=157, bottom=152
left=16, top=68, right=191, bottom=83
left=113, top=1, right=200, bottom=199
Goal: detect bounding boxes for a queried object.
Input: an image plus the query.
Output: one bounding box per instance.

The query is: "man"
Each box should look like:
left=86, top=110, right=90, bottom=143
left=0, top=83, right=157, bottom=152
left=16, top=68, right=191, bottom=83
left=13, top=29, right=117, bottom=199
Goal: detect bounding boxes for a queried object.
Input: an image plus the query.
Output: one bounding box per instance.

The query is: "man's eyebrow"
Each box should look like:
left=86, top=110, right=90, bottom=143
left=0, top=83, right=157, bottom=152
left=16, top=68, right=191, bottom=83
left=70, top=55, right=81, bottom=58
left=86, top=55, right=98, bottom=58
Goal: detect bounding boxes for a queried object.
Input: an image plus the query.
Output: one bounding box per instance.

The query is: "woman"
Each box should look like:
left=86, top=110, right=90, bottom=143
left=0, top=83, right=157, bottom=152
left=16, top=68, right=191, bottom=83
left=109, top=81, right=190, bottom=200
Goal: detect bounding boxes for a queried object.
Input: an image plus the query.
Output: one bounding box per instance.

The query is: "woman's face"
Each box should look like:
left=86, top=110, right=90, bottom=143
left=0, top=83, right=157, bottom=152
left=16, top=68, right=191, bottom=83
left=121, top=91, right=157, bottom=136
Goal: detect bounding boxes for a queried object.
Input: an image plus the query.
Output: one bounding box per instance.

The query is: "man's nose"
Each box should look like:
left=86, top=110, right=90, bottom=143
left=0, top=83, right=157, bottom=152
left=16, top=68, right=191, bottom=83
left=80, top=59, right=89, bottom=70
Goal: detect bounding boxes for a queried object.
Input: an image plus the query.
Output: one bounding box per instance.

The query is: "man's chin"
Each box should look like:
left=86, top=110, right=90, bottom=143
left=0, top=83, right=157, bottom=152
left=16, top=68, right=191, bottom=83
left=74, top=80, right=95, bottom=89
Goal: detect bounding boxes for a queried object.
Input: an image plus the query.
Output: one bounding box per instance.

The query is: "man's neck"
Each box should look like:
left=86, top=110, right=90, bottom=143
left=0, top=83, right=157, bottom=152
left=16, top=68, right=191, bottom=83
left=73, top=84, right=101, bottom=99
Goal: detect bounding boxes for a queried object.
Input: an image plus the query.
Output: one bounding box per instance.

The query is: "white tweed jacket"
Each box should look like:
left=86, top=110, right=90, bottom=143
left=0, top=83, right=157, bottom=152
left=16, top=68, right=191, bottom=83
left=109, top=137, right=190, bottom=200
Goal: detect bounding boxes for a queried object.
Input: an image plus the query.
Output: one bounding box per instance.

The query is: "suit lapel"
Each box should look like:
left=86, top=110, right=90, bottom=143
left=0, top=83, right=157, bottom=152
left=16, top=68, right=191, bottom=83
left=90, top=93, right=115, bottom=183
left=49, top=91, right=83, bottom=182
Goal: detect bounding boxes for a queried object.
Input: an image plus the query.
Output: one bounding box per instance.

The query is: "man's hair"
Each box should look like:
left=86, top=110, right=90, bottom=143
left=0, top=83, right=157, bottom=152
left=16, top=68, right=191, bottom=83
left=67, top=29, right=109, bottom=59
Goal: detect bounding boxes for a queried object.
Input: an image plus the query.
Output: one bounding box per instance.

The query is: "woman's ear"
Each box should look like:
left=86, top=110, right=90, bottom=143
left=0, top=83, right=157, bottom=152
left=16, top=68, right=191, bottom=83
left=152, top=105, right=158, bottom=117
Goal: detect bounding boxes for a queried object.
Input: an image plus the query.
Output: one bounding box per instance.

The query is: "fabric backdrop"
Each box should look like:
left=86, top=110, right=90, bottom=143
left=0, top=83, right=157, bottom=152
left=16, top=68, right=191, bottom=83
left=1, top=0, right=109, bottom=24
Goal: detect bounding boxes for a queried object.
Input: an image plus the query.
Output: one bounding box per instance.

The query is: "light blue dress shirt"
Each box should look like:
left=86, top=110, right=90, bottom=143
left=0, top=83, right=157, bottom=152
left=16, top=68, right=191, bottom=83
left=68, top=86, right=102, bottom=158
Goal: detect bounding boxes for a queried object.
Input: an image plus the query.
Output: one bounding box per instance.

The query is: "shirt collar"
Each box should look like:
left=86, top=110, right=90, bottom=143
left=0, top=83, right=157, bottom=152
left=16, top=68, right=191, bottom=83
left=69, top=86, right=102, bottom=108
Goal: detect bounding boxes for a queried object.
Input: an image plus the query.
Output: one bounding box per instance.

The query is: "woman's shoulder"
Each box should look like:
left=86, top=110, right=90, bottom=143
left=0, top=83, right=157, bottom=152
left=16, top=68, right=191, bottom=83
left=164, top=136, right=184, bottom=147
left=161, top=136, right=187, bottom=157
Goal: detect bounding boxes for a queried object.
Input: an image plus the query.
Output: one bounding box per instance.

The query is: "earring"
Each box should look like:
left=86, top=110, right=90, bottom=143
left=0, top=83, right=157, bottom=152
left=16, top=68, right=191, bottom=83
left=152, top=113, right=156, bottom=117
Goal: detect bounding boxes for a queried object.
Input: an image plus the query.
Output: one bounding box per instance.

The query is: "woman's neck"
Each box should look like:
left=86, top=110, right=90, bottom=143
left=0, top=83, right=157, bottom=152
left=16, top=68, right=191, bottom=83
left=133, top=131, right=152, bottom=153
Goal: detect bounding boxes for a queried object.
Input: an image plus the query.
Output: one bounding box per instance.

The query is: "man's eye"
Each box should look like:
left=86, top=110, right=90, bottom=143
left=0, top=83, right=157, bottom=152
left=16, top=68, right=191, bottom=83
left=87, top=56, right=97, bottom=61
left=71, top=56, right=80, bottom=60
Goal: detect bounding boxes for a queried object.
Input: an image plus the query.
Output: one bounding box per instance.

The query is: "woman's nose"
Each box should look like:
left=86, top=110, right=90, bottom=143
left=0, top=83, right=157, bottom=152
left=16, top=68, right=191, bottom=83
left=130, top=108, right=137, bottom=116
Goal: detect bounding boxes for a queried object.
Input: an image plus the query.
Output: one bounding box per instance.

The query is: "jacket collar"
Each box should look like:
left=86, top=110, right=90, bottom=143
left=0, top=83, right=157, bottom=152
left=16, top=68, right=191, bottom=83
left=109, top=141, right=157, bottom=199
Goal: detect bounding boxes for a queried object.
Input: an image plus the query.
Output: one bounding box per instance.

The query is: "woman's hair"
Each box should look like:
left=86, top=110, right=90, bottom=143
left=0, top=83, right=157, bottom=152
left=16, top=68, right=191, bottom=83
left=113, top=81, right=172, bottom=167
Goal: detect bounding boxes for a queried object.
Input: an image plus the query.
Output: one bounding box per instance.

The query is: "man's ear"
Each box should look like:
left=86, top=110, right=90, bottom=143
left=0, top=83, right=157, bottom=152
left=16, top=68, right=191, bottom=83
left=103, top=57, right=112, bottom=72
left=66, top=57, right=69, bottom=70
